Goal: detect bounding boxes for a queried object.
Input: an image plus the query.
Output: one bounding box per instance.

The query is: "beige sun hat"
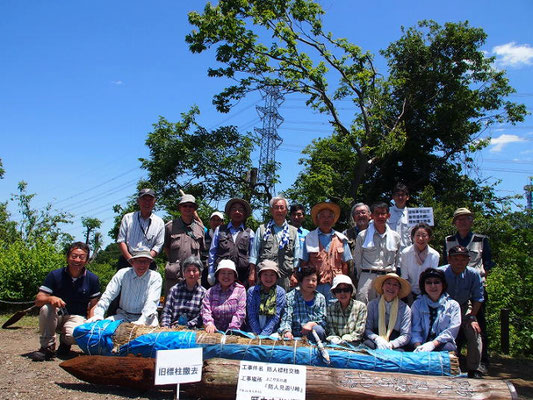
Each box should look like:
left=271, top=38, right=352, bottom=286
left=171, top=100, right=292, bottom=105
left=310, top=202, right=340, bottom=226
left=257, top=259, right=281, bottom=278
left=452, top=207, right=473, bottom=223
left=373, top=273, right=411, bottom=299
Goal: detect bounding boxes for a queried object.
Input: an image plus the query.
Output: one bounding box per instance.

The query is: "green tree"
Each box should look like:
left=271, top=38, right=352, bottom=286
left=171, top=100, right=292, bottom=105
left=287, top=20, right=526, bottom=213
left=139, top=106, right=258, bottom=214
left=81, top=217, right=103, bottom=259
left=186, top=0, right=407, bottom=199
left=0, top=158, right=4, bottom=179
left=10, top=181, right=73, bottom=245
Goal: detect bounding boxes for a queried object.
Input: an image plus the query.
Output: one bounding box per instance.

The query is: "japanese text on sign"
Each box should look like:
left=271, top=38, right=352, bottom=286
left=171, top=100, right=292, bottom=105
left=407, top=207, right=434, bottom=226
left=236, top=361, right=306, bottom=400
left=154, top=348, right=203, bottom=385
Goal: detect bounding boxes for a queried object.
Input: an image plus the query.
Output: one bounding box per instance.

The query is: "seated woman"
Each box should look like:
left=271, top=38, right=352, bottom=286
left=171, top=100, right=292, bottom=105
left=201, top=259, right=246, bottom=333
left=278, top=265, right=327, bottom=342
left=160, top=256, right=206, bottom=328
left=326, top=274, right=367, bottom=345
left=399, top=223, right=440, bottom=304
left=410, top=268, right=461, bottom=352
left=364, top=273, right=411, bottom=350
left=247, top=260, right=286, bottom=336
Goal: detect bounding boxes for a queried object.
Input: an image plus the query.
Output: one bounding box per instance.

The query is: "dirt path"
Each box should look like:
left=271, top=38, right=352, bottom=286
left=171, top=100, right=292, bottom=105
left=1, top=319, right=532, bottom=400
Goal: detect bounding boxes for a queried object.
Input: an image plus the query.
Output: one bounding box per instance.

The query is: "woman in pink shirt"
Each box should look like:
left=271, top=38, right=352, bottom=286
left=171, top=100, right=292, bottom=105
left=202, top=259, right=247, bottom=333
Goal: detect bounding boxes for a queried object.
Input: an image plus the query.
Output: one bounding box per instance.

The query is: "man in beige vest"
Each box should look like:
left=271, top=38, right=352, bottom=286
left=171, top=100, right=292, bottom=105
left=249, top=196, right=300, bottom=291
left=163, top=194, right=206, bottom=297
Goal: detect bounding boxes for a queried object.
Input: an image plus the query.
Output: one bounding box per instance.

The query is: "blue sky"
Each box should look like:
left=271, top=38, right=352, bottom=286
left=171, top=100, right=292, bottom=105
left=1, top=0, right=532, bottom=245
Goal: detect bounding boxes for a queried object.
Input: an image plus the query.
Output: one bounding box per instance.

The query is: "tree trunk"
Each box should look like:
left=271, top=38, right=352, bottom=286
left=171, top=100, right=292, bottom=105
left=60, top=356, right=517, bottom=400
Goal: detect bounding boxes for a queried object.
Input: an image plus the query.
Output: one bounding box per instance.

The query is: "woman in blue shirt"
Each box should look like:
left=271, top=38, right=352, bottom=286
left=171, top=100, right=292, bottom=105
left=247, top=260, right=286, bottom=336
left=410, top=268, right=461, bottom=352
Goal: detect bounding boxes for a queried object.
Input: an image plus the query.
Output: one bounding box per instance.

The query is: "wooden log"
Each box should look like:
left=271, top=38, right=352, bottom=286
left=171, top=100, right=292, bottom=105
left=60, top=355, right=156, bottom=391
left=60, top=356, right=517, bottom=400
left=185, top=358, right=518, bottom=400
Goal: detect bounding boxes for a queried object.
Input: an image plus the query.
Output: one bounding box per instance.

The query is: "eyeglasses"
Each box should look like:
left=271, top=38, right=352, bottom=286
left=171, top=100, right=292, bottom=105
left=69, top=254, right=87, bottom=261
left=332, top=287, right=352, bottom=294
left=180, top=203, right=196, bottom=208
left=425, top=279, right=442, bottom=285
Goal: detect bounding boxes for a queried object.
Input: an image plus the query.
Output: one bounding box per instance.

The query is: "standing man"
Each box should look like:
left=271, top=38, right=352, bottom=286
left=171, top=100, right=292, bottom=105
left=440, top=245, right=484, bottom=379
left=289, top=203, right=310, bottom=247
left=117, top=188, right=165, bottom=270
left=208, top=198, right=254, bottom=286
left=387, top=183, right=411, bottom=250
left=300, top=202, right=352, bottom=302
left=164, top=194, right=206, bottom=296
left=353, top=202, right=401, bottom=304
left=202, top=211, right=224, bottom=287
left=88, top=251, right=162, bottom=326
left=249, top=196, right=300, bottom=291
left=343, top=202, right=371, bottom=255
left=30, top=242, right=101, bottom=361
left=443, top=207, right=493, bottom=370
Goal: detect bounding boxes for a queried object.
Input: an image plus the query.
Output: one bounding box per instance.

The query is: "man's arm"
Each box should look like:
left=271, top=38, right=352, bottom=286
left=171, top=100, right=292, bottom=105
left=87, top=297, right=100, bottom=318
left=35, top=291, right=65, bottom=308
left=118, top=242, right=132, bottom=263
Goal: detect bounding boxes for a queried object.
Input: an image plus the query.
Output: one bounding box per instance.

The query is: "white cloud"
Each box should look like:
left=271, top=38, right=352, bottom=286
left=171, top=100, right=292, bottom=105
left=111, top=80, right=124, bottom=85
left=489, top=134, right=527, bottom=152
left=492, top=42, right=533, bottom=67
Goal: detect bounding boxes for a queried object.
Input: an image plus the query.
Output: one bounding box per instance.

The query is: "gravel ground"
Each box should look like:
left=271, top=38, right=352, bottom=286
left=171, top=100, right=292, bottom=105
left=1, top=314, right=532, bottom=400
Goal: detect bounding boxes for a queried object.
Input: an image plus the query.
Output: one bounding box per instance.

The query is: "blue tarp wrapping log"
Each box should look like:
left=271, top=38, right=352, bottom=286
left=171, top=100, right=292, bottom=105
left=74, top=320, right=454, bottom=376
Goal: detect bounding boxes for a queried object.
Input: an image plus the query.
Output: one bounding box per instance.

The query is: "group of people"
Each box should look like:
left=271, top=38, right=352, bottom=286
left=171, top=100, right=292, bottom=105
left=30, top=184, right=492, bottom=379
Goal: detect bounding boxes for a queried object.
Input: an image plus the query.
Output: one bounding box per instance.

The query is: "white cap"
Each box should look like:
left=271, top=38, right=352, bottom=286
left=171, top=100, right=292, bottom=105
left=210, top=211, right=224, bottom=220
left=330, top=274, right=355, bottom=292
left=215, top=259, right=237, bottom=277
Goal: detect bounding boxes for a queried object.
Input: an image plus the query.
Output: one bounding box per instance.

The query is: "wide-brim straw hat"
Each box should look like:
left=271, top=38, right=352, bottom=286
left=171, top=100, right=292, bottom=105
left=225, top=198, right=251, bottom=219
left=311, top=202, right=340, bottom=226
left=373, top=273, right=411, bottom=299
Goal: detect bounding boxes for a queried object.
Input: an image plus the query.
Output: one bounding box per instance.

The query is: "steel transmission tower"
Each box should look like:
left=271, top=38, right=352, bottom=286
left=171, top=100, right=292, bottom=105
left=255, top=87, right=284, bottom=198
left=525, top=176, right=533, bottom=210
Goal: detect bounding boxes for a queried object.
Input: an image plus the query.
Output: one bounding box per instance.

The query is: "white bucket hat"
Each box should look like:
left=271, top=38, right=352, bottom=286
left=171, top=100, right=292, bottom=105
left=330, top=274, right=355, bottom=293
left=215, top=259, right=238, bottom=278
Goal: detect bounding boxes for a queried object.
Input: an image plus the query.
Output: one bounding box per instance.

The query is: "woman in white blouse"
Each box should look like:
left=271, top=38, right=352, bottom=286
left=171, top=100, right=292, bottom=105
left=399, top=223, right=440, bottom=304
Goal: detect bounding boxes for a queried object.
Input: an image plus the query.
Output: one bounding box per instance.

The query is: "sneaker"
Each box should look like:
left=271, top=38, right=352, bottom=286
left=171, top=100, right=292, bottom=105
left=467, top=370, right=483, bottom=379
left=30, top=346, right=55, bottom=362
left=57, top=343, right=71, bottom=357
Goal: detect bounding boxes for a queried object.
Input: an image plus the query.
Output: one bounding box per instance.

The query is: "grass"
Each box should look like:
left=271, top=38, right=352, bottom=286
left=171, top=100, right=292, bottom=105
left=0, top=311, right=39, bottom=328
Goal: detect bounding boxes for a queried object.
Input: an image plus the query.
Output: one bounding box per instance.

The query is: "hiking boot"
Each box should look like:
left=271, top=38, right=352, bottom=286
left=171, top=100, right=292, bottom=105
left=57, top=343, right=71, bottom=357
left=467, top=370, right=483, bottom=379
left=30, top=346, right=55, bottom=362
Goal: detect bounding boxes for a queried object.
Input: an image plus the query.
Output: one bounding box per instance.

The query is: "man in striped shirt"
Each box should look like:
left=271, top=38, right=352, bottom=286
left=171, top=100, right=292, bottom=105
left=88, top=252, right=162, bottom=326
left=116, top=188, right=165, bottom=270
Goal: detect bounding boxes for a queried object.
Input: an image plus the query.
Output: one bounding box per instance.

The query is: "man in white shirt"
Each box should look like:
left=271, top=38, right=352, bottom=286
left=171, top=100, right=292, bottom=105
left=387, top=183, right=411, bottom=251
left=88, top=252, right=162, bottom=326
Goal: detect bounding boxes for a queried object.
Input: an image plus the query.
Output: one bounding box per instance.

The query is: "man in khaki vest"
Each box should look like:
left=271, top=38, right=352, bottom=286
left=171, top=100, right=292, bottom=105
left=163, top=194, right=205, bottom=297
left=299, top=202, right=352, bottom=303
left=249, top=196, right=300, bottom=291
left=443, top=207, right=493, bottom=372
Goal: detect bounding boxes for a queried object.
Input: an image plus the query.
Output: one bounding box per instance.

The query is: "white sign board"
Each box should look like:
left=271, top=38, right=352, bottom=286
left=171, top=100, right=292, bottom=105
left=154, top=348, right=203, bottom=385
left=236, top=360, right=306, bottom=400
left=407, top=207, right=434, bottom=226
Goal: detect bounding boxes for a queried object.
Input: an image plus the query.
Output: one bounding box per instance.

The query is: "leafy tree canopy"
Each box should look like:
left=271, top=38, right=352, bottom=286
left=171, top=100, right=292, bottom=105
left=185, top=1, right=526, bottom=216
left=139, top=106, right=257, bottom=215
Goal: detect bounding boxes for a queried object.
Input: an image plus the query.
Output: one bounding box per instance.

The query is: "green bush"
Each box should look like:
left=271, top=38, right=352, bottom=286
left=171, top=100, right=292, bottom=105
left=87, top=262, right=116, bottom=290
left=0, top=238, right=65, bottom=302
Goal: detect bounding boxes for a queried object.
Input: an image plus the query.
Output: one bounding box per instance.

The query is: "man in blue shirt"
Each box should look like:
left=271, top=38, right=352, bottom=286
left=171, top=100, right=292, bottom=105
left=439, top=245, right=484, bottom=378
left=290, top=203, right=310, bottom=247
left=30, top=242, right=101, bottom=361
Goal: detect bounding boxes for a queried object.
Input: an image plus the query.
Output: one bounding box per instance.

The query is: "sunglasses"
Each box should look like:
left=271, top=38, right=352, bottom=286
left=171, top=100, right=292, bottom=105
left=332, top=287, right=352, bottom=294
